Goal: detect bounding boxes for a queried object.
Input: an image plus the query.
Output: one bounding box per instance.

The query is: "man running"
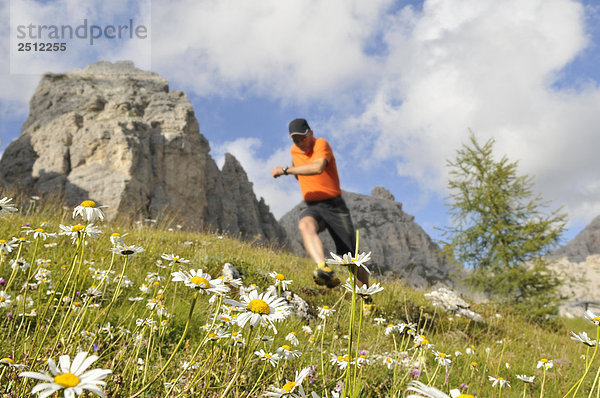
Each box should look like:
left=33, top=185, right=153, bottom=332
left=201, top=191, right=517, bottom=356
left=272, top=118, right=368, bottom=288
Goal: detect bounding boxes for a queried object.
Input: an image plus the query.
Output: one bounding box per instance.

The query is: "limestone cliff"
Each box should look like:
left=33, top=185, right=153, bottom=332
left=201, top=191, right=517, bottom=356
left=0, top=61, right=286, bottom=244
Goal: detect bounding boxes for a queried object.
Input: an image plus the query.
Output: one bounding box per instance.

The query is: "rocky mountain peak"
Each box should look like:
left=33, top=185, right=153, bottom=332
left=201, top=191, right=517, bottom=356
left=0, top=61, right=286, bottom=244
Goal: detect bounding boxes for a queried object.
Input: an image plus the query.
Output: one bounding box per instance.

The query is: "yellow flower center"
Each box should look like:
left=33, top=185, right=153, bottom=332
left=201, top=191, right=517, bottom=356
left=337, top=356, right=343, bottom=361
left=322, top=305, right=330, bottom=310
left=498, top=377, right=504, bottom=381
left=80, top=200, right=97, bottom=208
left=593, top=316, right=600, bottom=323
left=54, top=372, right=80, bottom=388
left=265, top=353, right=272, bottom=358
left=71, top=224, right=85, bottom=232
left=282, top=382, right=296, bottom=392
left=247, top=299, right=270, bottom=315
left=290, top=332, right=297, bottom=336
left=471, top=362, right=478, bottom=367
left=0, top=297, right=4, bottom=302
left=540, top=358, right=548, bottom=363
left=275, top=273, right=285, bottom=281
left=208, top=333, right=218, bottom=339
left=0, top=240, right=6, bottom=244
left=111, top=232, right=121, bottom=237
left=458, top=395, right=476, bottom=398
left=34, top=228, right=45, bottom=233
left=2, top=357, right=14, bottom=364
left=281, top=345, right=291, bottom=351
left=190, top=276, right=210, bottom=288
left=439, top=352, right=447, bottom=358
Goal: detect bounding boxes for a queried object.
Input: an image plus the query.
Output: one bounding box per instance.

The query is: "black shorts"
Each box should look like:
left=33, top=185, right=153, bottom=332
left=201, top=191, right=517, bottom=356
left=300, top=195, right=356, bottom=257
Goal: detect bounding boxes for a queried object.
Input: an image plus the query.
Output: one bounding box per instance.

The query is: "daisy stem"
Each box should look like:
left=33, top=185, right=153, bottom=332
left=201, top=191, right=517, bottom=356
left=352, top=298, right=364, bottom=394
left=343, top=269, right=357, bottom=398
left=27, top=234, right=85, bottom=356
left=540, top=369, right=547, bottom=398
left=320, top=317, right=327, bottom=391
left=247, top=360, right=268, bottom=397
left=566, top=326, right=600, bottom=398
left=522, top=382, right=527, bottom=398
left=588, top=360, right=600, bottom=398
left=3, top=240, right=24, bottom=292
left=99, top=255, right=129, bottom=328
left=130, top=289, right=199, bottom=398
left=13, top=237, right=41, bottom=352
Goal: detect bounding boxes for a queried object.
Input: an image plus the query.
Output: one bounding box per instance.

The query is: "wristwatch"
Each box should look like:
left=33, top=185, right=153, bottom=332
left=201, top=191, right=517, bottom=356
left=282, top=166, right=289, bottom=175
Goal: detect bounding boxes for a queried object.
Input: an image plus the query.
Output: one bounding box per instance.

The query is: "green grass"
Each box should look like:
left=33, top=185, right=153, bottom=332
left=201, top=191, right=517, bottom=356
left=0, top=195, right=597, bottom=397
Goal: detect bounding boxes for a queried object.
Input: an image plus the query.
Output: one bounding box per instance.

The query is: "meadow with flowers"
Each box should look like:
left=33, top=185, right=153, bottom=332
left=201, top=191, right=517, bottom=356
left=0, top=194, right=598, bottom=397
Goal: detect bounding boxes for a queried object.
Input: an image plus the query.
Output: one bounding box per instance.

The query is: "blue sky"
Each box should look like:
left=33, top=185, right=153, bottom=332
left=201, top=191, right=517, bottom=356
left=2, top=0, right=600, bottom=247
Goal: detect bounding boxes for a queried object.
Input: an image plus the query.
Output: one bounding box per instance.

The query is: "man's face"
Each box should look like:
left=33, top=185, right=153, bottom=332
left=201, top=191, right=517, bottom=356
left=292, top=131, right=314, bottom=153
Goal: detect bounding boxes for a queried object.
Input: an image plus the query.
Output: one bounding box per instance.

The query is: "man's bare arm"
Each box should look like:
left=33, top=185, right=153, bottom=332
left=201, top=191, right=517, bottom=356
left=272, top=158, right=327, bottom=178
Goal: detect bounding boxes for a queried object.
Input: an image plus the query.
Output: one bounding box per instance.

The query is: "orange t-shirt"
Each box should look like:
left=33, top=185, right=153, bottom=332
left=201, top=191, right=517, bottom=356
left=291, top=137, right=342, bottom=201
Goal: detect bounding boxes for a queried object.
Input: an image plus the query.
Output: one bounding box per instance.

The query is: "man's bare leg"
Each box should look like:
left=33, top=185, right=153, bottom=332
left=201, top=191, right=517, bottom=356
left=298, top=216, right=368, bottom=287
left=298, top=216, right=325, bottom=264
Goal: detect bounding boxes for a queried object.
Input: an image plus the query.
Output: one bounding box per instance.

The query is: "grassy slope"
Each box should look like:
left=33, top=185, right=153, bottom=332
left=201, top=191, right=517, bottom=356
left=0, top=197, right=596, bottom=397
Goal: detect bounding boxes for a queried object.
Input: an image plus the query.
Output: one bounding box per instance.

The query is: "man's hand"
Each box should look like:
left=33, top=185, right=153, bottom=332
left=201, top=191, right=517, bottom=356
left=272, top=166, right=285, bottom=178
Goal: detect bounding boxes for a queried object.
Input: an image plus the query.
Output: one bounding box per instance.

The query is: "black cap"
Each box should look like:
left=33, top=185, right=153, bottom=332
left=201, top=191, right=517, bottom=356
left=288, top=118, right=311, bottom=136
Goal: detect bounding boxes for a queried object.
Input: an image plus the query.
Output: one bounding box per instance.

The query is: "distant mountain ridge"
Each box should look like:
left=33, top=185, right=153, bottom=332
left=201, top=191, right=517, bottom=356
left=552, top=215, right=600, bottom=262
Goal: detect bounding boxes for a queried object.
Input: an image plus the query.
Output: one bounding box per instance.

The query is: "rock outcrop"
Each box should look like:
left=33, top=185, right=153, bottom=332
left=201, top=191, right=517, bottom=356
left=547, top=255, right=600, bottom=317
left=0, top=61, right=286, bottom=244
left=552, top=215, right=600, bottom=262
left=279, top=187, right=457, bottom=287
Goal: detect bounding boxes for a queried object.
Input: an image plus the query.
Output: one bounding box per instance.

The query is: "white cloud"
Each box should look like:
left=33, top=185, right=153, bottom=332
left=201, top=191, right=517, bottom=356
left=212, top=137, right=301, bottom=219
left=340, top=0, right=600, bottom=227
left=150, top=0, right=392, bottom=102
left=2, top=0, right=600, bottom=231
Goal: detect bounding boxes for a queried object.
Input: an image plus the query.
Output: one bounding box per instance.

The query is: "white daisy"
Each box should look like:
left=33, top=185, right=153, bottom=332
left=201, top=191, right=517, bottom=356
left=72, top=200, right=106, bottom=223
left=269, top=272, right=293, bottom=290
left=489, top=376, right=510, bottom=388
left=225, top=290, right=291, bottom=333
left=171, top=269, right=230, bottom=295
left=160, top=253, right=190, bottom=266
left=536, top=358, right=553, bottom=370
left=22, top=226, right=57, bottom=241
left=329, top=354, right=353, bottom=370
left=342, top=280, right=384, bottom=296
left=110, top=244, right=145, bottom=257
left=285, top=331, right=299, bottom=346
left=109, top=233, right=127, bottom=247
left=317, top=305, right=335, bottom=320
left=19, top=351, right=111, bottom=397
left=571, top=331, right=597, bottom=347
left=255, top=349, right=280, bottom=367
left=59, top=224, right=102, bottom=244
left=584, top=309, right=600, bottom=325
left=516, top=374, right=535, bottom=383
left=432, top=350, right=452, bottom=367
left=264, top=366, right=311, bottom=397
left=0, top=357, right=27, bottom=369
left=0, top=197, right=18, bottom=216
left=0, top=238, right=19, bottom=253
left=326, top=251, right=372, bottom=274
left=276, top=345, right=302, bottom=360
left=0, top=290, right=12, bottom=308
left=405, top=381, right=470, bottom=398
left=10, top=258, right=30, bottom=272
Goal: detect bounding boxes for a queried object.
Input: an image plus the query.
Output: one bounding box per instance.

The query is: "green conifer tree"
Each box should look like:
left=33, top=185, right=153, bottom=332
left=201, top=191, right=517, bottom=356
left=441, top=132, right=567, bottom=319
